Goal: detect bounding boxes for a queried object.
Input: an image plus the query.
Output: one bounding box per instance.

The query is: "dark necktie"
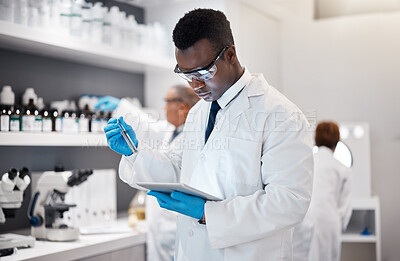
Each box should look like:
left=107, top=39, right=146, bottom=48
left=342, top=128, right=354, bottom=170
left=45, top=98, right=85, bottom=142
left=205, top=101, right=221, bottom=144
left=169, top=129, right=180, bottom=144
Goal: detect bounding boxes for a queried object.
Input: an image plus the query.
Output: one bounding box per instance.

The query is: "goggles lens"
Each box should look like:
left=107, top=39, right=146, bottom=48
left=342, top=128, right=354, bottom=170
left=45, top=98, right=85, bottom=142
left=177, top=64, right=218, bottom=82
left=174, top=46, right=228, bottom=83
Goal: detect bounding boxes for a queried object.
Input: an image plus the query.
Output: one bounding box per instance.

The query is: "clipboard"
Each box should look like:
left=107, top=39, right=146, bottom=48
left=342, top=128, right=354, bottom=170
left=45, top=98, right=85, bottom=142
left=136, top=182, right=222, bottom=201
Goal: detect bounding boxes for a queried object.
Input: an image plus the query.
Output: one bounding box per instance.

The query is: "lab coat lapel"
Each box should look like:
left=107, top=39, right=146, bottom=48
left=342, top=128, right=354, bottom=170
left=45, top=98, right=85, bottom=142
left=213, top=78, right=265, bottom=138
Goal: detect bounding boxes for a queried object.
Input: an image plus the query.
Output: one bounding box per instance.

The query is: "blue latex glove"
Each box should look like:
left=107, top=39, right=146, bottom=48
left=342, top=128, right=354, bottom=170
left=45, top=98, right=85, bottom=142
left=95, top=96, right=121, bottom=112
left=104, top=116, right=138, bottom=156
left=147, top=191, right=205, bottom=220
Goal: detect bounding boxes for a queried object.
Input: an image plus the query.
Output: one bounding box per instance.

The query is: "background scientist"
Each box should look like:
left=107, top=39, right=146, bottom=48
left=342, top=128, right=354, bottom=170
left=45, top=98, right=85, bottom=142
left=104, top=8, right=314, bottom=261
left=293, top=121, right=352, bottom=261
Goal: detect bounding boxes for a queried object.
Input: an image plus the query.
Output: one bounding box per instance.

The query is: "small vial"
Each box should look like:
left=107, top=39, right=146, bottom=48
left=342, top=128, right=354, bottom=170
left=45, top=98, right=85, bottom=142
left=90, top=112, right=101, bottom=133
left=10, top=106, right=21, bottom=132
left=52, top=109, right=62, bottom=132
left=41, top=107, right=52, bottom=132
left=99, top=111, right=107, bottom=132
left=0, top=105, right=12, bottom=132
left=78, top=109, right=89, bottom=133
left=22, top=99, right=36, bottom=132
left=33, top=107, right=42, bottom=132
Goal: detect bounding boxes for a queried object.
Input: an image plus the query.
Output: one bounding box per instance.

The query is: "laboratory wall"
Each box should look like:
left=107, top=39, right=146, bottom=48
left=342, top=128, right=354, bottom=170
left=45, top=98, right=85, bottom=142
left=281, top=10, right=400, bottom=261
left=0, top=48, right=144, bottom=232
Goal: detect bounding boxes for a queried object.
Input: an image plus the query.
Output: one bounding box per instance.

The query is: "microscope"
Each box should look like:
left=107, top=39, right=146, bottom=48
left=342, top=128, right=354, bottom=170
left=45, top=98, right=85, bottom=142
left=0, top=167, right=35, bottom=257
left=29, top=169, right=93, bottom=242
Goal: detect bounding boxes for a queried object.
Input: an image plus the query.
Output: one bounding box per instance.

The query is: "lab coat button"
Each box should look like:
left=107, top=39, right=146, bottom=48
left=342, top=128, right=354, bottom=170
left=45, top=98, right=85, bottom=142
left=200, top=153, right=205, bottom=160
left=188, top=229, right=194, bottom=237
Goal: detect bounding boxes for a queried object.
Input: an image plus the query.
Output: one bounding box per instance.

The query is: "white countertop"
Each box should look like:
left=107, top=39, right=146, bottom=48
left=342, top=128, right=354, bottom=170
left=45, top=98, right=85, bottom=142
left=2, top=220, right=147, bottom=261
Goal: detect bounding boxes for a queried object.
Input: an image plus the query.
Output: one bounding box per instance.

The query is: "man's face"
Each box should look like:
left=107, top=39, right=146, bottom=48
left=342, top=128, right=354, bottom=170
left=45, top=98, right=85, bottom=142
left=164, top=88, right=184, bottom=128
left=175, top=39, right=234, bottom=102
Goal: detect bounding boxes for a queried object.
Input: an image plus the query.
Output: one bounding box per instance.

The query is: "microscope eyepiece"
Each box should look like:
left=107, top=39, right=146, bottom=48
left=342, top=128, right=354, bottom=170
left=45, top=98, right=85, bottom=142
left=67, top=169, right=93, bottom=187
left=19, top=167, right=30, bottom=178
left=8, top=168, right=18, bottom=180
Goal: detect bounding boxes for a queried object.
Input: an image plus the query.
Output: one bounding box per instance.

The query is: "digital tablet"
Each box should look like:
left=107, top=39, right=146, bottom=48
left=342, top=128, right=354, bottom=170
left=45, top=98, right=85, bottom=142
left=136, top=182, right=222, bottom=201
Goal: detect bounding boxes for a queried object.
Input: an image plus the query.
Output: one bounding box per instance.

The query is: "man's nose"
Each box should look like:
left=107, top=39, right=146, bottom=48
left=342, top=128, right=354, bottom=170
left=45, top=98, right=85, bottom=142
left=188, top=79, right=205, bottom=91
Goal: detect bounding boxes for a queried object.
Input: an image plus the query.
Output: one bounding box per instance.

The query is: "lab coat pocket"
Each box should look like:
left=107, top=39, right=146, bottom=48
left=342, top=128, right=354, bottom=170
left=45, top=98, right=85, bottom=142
left=220, top=137, right=262, bottom=187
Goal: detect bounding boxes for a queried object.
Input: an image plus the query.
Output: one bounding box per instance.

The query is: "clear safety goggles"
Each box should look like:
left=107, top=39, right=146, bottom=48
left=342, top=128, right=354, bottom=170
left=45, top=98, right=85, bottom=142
left=174, top=46, right=229, bottom=82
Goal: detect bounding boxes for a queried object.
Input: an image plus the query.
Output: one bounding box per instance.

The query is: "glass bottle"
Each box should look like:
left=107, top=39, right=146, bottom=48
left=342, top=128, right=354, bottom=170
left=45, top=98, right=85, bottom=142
left=41, top=106, right=52, bottom=132
left=10, top=105, right=22, bottom=132
left=52, top=109, right=62, bottom=132
left=33, top=106, right=42, bottom=132
left=99, top=111, right=107, bottom=132
left=0, top=105, right=12, bottom=132
left=90, top=111, right=100, bottom=133
left=22, top=98, right=36, bottom=132
left=78, top=109, right=89, bottom=133
left=128, top=190, right=147, bottom=227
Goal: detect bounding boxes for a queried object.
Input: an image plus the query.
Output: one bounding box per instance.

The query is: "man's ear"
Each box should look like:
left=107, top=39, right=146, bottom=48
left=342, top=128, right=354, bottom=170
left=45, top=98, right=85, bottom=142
left=226, top=45, right=237, bottom=64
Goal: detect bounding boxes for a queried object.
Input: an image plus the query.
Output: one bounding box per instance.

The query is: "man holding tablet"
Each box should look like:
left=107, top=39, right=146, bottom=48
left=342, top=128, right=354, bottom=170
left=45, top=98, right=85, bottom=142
left=105, top=8, right=313, bottom=261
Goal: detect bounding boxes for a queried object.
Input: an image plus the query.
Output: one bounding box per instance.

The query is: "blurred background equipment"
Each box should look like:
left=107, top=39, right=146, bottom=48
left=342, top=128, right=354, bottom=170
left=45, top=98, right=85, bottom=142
left=29, top=168, right=93, bottom=241
left=0, top=167, right=35, bottom=257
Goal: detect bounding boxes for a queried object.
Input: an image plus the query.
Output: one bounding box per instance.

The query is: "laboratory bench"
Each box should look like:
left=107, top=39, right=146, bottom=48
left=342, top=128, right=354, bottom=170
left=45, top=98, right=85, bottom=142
left=2, top=219, right=147, bottom=261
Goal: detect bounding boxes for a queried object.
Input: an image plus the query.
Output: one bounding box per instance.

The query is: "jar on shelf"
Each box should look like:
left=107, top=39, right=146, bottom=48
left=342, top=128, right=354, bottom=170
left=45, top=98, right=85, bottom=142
left=128, top=190, right=147, bottom=227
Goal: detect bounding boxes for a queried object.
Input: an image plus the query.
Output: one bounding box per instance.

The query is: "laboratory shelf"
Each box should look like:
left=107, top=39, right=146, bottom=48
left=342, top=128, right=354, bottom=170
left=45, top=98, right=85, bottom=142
left=341, top=233, right=377, bottom=243
left=0, top=132, right=107, bottom=147
left=0, top=21, right=175, bottom=73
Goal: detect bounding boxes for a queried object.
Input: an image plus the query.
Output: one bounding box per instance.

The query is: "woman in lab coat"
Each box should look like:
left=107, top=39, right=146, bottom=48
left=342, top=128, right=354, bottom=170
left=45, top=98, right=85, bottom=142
left=293, top=121, right=352, bottom=261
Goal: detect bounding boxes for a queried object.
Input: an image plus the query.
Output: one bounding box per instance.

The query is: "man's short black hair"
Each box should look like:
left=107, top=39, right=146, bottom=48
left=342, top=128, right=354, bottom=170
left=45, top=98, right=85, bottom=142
left=173, top=9, right=234, bottom=52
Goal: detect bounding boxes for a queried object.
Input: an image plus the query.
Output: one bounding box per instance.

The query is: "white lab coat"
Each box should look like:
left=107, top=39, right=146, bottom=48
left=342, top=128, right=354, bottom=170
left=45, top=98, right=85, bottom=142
left=119, top=71, right=314, bottom=261
left=292, top=146, right=352, bottom=261
left=114, top=99, right=178, bottom=261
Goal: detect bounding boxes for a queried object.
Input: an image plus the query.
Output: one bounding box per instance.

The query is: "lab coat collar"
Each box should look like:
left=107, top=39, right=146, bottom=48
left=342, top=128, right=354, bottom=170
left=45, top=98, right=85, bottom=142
left=222, top=71, right=267, bottom=121
left=318, top=146, right=334, bottom=155
left=217, top=67, right=252, bottom=109
left=246, top=73, right=269, bottom=97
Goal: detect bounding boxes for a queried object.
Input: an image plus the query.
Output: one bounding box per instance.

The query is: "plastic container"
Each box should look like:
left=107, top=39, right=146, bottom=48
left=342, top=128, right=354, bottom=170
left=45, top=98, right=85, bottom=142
left=0, top=0, right=14, bottom=22
left=37, top=0, right=50, bottom=30
left=109, top=6, right=121, bottom=47
left=22, top=88, right=37, bottom=106
left=81, top=1, right=92, bottom=41
left=36, top=97, right=44, bottom=111
left=14, top=0, right=28, bottom=26
left=27, top=0, right=39, bottom=28
left=59, top=0, right=72, bottom=36
left=102, top=6, right=111, bottom=45
left=0, top=85, right=15, bottom=106
left=91, top=2, right=103, bottom=44
left=49, top=0, right=61, bottom=33
left=70, top=0, right=83, bottom=37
